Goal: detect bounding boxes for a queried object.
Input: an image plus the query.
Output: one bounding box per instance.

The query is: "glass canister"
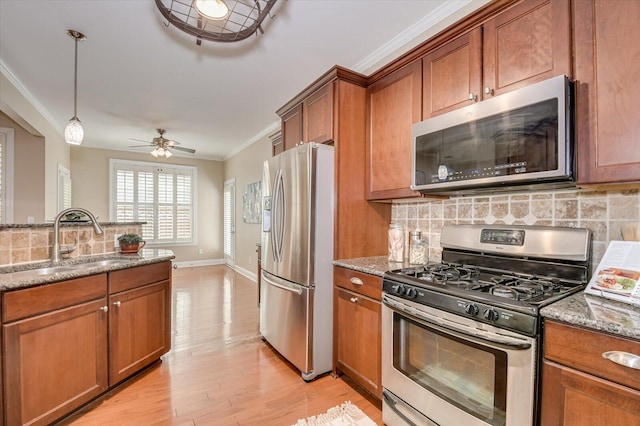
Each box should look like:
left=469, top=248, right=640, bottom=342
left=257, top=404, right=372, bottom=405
left=388, top=222, right=404, bottom=262
left=409, top=230, right=427, bottom=265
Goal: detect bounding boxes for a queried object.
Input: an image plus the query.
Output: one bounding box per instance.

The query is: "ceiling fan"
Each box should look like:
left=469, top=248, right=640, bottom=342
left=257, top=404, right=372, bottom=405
left=129, top=129, right=196, bottom=158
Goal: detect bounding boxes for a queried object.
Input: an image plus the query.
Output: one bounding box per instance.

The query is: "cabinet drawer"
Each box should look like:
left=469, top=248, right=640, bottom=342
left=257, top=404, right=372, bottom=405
left=2, top=274, right=107, bottom=323
left=109, top=261, right=171, bottom=294
left=334, top=267, right=382, bottom=301
left=544, top=320, right=640, bottom=391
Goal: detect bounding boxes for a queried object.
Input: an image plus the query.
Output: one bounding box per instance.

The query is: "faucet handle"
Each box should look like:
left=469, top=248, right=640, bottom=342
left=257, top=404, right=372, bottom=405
left=59, top=238, right=78, bottom=256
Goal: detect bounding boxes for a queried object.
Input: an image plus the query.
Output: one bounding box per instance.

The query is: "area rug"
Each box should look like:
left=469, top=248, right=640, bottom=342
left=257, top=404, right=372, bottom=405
left=292, top=401, right=377, bottom=426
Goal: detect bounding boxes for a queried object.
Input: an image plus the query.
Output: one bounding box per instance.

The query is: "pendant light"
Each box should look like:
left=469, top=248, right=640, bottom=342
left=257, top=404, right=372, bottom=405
left=64, top=30, right=86, bottom=145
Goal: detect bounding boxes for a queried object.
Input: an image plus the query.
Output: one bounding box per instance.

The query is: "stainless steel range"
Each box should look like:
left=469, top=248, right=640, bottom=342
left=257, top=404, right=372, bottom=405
left=381, top=224, right=591, bottom=426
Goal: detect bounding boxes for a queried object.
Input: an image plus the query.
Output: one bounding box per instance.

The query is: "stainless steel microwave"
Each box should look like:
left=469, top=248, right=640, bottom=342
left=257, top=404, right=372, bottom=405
left=411, top=75, right=574, bottom=195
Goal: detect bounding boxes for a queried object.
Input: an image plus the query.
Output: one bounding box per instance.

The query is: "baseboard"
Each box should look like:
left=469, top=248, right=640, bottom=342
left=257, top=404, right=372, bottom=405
left=171, top=259, right=258, bottom=284
left=234, top=265, right=257, bottom=283
left=172, top=258, right=225, bottom=269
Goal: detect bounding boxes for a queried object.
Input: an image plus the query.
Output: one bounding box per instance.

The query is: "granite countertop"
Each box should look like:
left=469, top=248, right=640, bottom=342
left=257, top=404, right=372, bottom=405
left=338, top=257, right=640, bottom=341
left=333, top=256, right=410, bottom=277
left=0, top=249, right=175, bottom=291
left=540, top=292, right=640, bottom=341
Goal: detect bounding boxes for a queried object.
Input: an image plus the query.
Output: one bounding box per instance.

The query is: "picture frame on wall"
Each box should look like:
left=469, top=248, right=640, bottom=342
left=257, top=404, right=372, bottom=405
left=243, top=181, right=262, bottom=224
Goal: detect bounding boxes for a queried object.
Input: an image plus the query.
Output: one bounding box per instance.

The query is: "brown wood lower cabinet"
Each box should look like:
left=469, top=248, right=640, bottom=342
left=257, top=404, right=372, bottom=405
left=109, top=280, right=171, bottom=385
left=2, top=275, right=109, bottom=426
left=540, top=320, right=640, bottom=425
left=1, top=261, right=172, bottom=426
left=333, top=267, right=382, bottom=400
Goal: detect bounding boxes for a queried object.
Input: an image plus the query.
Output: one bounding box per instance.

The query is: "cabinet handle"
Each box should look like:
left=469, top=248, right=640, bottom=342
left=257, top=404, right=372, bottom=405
left=350, top=277, right=364, bottom=286
left=113, top=301, right=121, bottom=307
left=100, top=306, right=109, bottom=313
left=350, top=297, right=358, bottom=303
left=484, top=87, right=494, bottom=96
left=468, top=93, right=477, bottom=101
left=602, top=351, right=640, bottom=370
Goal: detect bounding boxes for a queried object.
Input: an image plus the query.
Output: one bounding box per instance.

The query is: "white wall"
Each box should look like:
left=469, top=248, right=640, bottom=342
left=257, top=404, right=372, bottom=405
left=0, top=71, right=69, bottom=220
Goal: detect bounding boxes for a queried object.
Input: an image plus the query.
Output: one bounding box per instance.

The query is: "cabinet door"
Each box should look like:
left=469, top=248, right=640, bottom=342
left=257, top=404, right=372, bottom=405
left=574, top=0, right=640, bottom=185
left=3, top=299, right=108, bottom=426
left=281, top=104, right=303, bottom=152
left=335, top=287, right=382, bottom=399
left=483, top=0, right=571, bottom=98
left=109, top=280, right=171, bottom=385
left=304, top=81, right=334, bottom=144
left=422, top=28, right=482, bottom=119
left=367, top=61, right=422, bottom=200
left=540, top=361, right=640, bottom=425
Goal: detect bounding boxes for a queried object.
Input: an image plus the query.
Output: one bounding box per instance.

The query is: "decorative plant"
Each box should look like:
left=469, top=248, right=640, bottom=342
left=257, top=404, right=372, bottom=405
left=118, top=233, right=144, bottom=245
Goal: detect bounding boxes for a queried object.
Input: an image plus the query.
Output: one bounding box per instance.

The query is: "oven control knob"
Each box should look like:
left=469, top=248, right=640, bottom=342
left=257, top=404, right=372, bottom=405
left=393, top=285, right=406, bottom=296
left=483, top=308, right=500, bottom=322
left=405, top=287, right=418, bottom=298
left=464, top=303, right=479, bottom=316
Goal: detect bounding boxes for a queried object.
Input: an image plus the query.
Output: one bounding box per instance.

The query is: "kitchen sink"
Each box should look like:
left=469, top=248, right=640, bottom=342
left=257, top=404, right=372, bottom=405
left=1, top=258, right=133, bottom=279
left=73, top=259, right=132, bottom=269
left=3, top=266, right=79, bottom=279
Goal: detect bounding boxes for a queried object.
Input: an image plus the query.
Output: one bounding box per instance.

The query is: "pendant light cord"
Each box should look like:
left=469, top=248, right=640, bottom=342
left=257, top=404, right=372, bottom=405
left=73, top=35, right=78, bottom=118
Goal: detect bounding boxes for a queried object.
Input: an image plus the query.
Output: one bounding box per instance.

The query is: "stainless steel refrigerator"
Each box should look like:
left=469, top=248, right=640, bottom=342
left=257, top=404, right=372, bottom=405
left=260, top=142, right=334, bottom=381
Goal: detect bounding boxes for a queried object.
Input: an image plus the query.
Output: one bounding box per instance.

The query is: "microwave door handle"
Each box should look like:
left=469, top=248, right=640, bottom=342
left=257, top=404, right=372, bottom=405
left=383, top=296, right=531, bottom=350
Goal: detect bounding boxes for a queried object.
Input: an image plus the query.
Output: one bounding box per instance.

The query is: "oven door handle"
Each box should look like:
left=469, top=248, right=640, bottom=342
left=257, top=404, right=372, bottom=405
left=383, top=295, right=532, bottom=350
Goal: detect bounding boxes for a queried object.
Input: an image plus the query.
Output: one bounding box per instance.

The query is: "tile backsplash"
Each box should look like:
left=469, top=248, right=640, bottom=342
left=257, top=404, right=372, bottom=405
left=0, top=223, right=143, bottom=266
left=391, top=189, right=640, bottom=272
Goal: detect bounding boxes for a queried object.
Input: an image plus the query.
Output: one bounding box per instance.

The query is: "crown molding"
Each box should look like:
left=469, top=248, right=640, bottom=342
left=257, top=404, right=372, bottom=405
left=352, top=0, right=485, bottom=75
left=0, top=59, right=62, bottom=137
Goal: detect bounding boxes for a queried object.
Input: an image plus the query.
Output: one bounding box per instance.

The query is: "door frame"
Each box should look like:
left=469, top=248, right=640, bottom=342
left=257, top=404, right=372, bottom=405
left=223, top=178, right=236, bottom=267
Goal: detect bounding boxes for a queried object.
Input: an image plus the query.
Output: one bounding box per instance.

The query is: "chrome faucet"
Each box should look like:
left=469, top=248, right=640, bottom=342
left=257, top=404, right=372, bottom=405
left=53, top=207, right=104, bottom=263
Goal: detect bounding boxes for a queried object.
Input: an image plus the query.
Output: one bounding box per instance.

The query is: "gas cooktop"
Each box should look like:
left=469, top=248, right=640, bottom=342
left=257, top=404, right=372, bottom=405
left=382, top=224, right=592, bottom=335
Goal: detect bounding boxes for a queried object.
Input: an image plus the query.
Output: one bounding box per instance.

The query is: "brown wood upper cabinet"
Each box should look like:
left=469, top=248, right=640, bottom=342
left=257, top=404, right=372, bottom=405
left=280, top=81, right=334, bottom=152
left=423, top=0, right=571, bottom=120
left=573, top=0, right=640, bottom=186
left=366, top=61, right=422, bottom=200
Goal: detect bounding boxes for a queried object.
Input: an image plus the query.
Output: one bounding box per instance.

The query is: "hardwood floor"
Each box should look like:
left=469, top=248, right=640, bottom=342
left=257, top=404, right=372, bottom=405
left=60, top=265, right=383, bottom=425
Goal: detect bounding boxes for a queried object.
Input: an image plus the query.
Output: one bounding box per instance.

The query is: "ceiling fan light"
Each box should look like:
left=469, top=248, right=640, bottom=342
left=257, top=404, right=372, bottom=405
left=194, top=0, right=229, bottom=20
left=151, top=148, right=159, bottom=157
left=165, top=149, right=173, bottom=158
left=64, top=117, right=84, bottom=145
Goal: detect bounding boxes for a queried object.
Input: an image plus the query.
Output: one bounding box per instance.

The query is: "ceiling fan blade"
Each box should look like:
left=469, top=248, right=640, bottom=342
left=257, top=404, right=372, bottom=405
left=129, top=144, right=154, bottom=148
left=172, top=146, right=196, bottom=153
left=128, top=138, right=154, bottom=144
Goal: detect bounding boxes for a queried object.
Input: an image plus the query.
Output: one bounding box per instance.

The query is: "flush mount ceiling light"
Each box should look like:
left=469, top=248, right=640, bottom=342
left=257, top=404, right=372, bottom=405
left=64, top=29, right=86, bottom=145
left=194, top=0, right=230, bottom=20
left=155, top=0, right=278, bottom=45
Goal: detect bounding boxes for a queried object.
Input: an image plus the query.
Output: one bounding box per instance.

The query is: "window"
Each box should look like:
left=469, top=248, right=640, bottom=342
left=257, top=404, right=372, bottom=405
left=57, top=164, right=72, bottom=211
left=0, top=127, right=14, bottom=223
left=110, top=159, right=196, bottom=245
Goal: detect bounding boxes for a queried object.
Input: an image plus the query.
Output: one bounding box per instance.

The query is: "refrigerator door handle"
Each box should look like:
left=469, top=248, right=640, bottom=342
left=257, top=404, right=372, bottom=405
left=262, top=272, right=303, bottom=295
left=274, top=169, right=285, bottom=262
left=271, top=169, right=282, bottom=262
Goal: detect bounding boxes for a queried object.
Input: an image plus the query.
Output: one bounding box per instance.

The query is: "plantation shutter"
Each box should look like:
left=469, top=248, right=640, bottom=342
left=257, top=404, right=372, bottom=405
left=112, top=161, right=195, bottom=244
